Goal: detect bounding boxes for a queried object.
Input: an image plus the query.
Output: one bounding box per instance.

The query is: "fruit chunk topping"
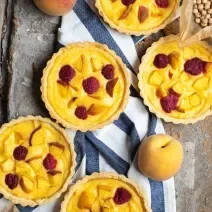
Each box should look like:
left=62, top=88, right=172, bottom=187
left=184, top=57, right=206, bottom=76
left=106, top=78, right=119, bottom=97
left=155, top=0, right=169, bottom=8
left=13, top=146, right=28, bottom=161
left=160, top=89, right=180, bottom=113
left=138, top=6, right=149, bottom=23
left=102, top=65, right=115, bottom=80
left=5, top=174, right=19, bottom=189
left=75, top=106, right=88, bottom=120
left=119, top=5, right=132, bottom=20
left=47, top=170, right=62, bottom=176
left=29, top=125, right=41, bottom=146
left=121, top=0, right=136, bottom=6
left=59, top=65, right=76, bottom=83
left=43, top=153, right=57, bottom=170
left=113, top=187, right=131, bottom=205
left=153, top=54, right=169, bottom=68
left=83, top=77, right=100, bottom=94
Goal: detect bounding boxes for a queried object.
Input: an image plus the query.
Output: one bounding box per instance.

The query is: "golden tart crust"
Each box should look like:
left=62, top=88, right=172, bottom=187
left=41, top=42, right=130, bottom=131
left=95, top=0, right=179, bottom=35
left=60, top=172, right=152, bottom=212
left=0, top=116, right=76, bottom=206
left=138, top=35, right=212, bottom=124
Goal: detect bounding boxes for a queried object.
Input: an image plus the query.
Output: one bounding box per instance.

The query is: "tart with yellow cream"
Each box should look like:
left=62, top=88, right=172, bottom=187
left=0, top=116, right=76, bottom=206
left=138, top=35, right=212, bottom=124
left=60, top=172, right=151, bottom=212
left=41, top=42, right=129, bottom=131
left=96, top=0, right=179, bottom=35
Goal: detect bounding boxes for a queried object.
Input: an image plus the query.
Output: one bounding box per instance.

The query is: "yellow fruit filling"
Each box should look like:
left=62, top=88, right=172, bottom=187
left=65, top=178, right=148, bottom=212
left=42, top=43, right=129, bottom=130
left=97, top=0, right=178, bottom=33
left=0, top=117, right=73, bottom=201
left=139, top=37, right=212, bottom=121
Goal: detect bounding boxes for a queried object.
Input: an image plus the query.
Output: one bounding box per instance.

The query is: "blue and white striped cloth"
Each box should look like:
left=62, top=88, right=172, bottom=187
left=0, top=0, right=178, bottom=211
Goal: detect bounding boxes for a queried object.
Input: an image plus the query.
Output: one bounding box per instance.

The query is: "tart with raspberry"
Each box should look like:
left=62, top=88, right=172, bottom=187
left=95, top=0, right=179, bottom=35
left=41, top=42, right=129, bottom=131
left=138, top=35, right=212, bottom=124
left=60, top=172, right=151, bottom=212
left=0, top=116, right=76, bottom=206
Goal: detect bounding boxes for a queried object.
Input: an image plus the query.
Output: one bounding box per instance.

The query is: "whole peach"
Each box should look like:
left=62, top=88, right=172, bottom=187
left=33, top=0, right=76, bottom=16
left=138, top=134, right=183, bottom=181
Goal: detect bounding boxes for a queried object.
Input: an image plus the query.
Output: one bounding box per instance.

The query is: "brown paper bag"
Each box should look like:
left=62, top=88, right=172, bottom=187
left=179, top=0, right=212, bottom=46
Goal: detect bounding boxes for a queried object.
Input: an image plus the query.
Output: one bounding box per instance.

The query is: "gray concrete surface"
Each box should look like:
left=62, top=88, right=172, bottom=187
left=0, top=0, right=212, bottom=211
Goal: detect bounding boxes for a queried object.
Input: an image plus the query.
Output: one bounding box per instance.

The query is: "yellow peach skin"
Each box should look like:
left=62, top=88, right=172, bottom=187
left=138, top=134, right=183, bottom=181
left=33, top=0, right=76, bottom=16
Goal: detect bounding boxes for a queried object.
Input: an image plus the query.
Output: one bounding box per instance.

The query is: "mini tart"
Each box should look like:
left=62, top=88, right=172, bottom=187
left=138, top=35, right=212, bottom=124
left=41, top=42, right=129, bottom=131
left=60, top=172, right=152, bottom=212
left=95, top=0, right=179, bottom=35
left=0, top=116, right=76, bottom=206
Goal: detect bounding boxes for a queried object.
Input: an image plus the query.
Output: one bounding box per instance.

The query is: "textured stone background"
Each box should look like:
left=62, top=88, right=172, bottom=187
left=0, top=0, right=212, bottom=211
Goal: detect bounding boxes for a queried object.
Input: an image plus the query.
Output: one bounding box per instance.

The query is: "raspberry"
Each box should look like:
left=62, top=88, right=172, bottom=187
left=102, top=64, right=115, bottom=80
left=83, top=77, right=100, bottom=94
left=113, top=188, right=131, bottom=205
left=155, top=0, right=169, bottom=8
left=75, top=106, right=88, bottom=120
left=13, top=146, right=28, bottom=161
left=43, top=153, right=57, bottom=170
left=153, top=54, right=169, bottom=68
left=160, top=91, right=179, bottom=113
left=59, top=65, right=75, bottom=82
left=184, top=57, right=206, bottom=76
left=5, top=174, right=19, bottom=189
left=121, top=0, right=136, bottom=6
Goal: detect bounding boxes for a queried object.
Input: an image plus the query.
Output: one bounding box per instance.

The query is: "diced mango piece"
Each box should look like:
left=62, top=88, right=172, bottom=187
left=180, top=72, right=189, bottom=81
left=98, top=185, right=113, bottom=200
left=156, top=87, right=167, bottom=98
left=26, top=144, right=48, bottom=160
left=91, top=58, right=103, bottom=72
left=168, top=51, right=180, bottom=70
left=70, top=74, right=83, bottom=91
left=20, top=177, right=34, bottom=193
left=18, top=140, right=29, bottom=147
left=149, top=71, right=163, bottom=86
left=183, top=48, right=195, bottom=59
left=56, top=159, right=64, bottom=171
left=179, top=98, right=191, bottom=111
left=57, top=84, right=69, bottom=98
left=78, top=192, right=96, bottom=209
left=189, top=93, right=201, bottom=107
left=92, top=200, right=101, bottom=212
left=205, top=62, right=212, bottom=72
left=1, top=159, right=15, bottom=172
left=3, top=134, right=18, bottom=157
left=16, top=161, right=35, bottom=179
left=49, top=172, right=62, bottom=186
left=37, top=176, right=50, bottom=189
left=90, top=88, right=106, bottom=100
left=193, top=77, right=209, bottom=90
left=103, top=199, right=115, bottom=209
left=88, top=104, right=108, bottom=116
left=28, top=158, right=42, bottom=172
left=73, top=57, right=82, bottom=72
left=172, top=82, right=184, bottom=94
left=151, top=3, right=162, bottom=16
left=0, top=155, right=6, bottom=163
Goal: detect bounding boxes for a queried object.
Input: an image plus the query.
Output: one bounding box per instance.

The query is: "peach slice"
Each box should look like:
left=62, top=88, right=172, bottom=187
left=89, top=88, right=106, bottom=100
left=26, top=144, right=48, bottom=160
left=149, top=71, right=163, bottom=86
left=37, top=176, right=50, bottom=189
left=168, top=51, right=180, bottom=70
left=26, top=157, right=42, bottom=172
left=16, top=162, right=36, bottom=179
left=88, top=104, right=108, bottom=116
left=20, top=177, right=34, bottom=193
left=119, top=5, right=132, bottom=20
left=106, top=78, right=119, bottom=97
left=70, top=75, right=83, bottom=91
left=48, top=170, right=62, bottom=185
left=91, top=58, right=103, bottom=72
left=138, top=6, right=148, bottom=23
left=30, top=127, right=46, bottom=146
left=49, top=142, right=65, bottom=156
left=78, top=192, right=96, bottom=209
left=29, top=126, right=41, bottom=146
left=1, top=159, right=15, bottom=172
